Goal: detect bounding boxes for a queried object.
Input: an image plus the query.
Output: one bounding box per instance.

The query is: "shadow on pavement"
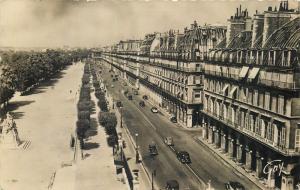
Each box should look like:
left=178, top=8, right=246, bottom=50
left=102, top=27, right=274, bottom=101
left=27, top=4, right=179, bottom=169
left=85, top=118, right=98, bottom=137
left=21, top=70, right=66, bottom=96
left=83, top=142, right=100, bottom=150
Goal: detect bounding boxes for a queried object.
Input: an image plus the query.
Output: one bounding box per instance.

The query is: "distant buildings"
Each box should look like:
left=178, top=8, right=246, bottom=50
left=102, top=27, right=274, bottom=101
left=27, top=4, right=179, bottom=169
left=93, top=1, right=300, bottom=189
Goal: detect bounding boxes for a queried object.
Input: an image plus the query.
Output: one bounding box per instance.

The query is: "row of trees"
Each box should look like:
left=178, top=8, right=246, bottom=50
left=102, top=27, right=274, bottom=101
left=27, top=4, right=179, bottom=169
left=91, top=62, right=118, bottom=147
left=76, top=63, right=92, bottom=144
left=0, top=49, right=91, bottom=106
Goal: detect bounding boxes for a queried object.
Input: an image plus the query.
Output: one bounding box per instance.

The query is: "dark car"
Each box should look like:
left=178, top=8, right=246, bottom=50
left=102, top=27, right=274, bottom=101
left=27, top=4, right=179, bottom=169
left=177, top=151, right=191, bottom=164
left=127, top=95, right=133, bottom=100
left=116, top=101, right=123, bottom=108
left=142, top=95, right=148, bottom=100
left=139, top=101, right=145, bottom=107
left=225, top=181, right=245, bottom=190
left=170, top=116, right=177, bottom=123
left=148, top=143, right=158, bottom=156
left=165, top=180, right=179, bottom=190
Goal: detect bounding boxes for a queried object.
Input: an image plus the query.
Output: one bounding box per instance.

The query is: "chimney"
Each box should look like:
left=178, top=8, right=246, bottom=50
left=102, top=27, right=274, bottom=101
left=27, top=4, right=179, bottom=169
left=240, top=5, right=242, bottom=17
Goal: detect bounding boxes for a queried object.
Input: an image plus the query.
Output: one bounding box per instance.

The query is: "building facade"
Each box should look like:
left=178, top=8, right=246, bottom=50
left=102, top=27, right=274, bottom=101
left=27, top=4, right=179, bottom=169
left=92, top=1, right=300, bottom=189
left=202, top=2, right=300, bottom=190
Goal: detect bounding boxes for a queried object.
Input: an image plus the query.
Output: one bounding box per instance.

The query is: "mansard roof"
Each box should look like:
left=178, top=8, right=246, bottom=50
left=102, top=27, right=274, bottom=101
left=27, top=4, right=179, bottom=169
left=226, top=31, right=252, bottom=49
left=263, top=17, right=300, bottom=49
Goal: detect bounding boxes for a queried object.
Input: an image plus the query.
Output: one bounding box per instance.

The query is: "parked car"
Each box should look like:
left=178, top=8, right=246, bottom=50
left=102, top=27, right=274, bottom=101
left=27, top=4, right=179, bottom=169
left=127, top=94, right=133, bottom=100
left=142, top=95, right=148, bottom=100
left=111, top=84, right=114, bottom=88
left=148, top=143, right=158, bottom=156
left=116, top=101, right=123, bottom=108
left=123, top=82, right=127, bottom=86
left=133, top=90, right=138, bottom=95
left=170, top=116, right=177, bottom=123
left=139, top=101, right=145, bottom=107
left=176, top=151, right=191, bottom=164
left=151, top=107, right=158, bottom=113
left=224, top=181, right=245, bottom=190
left=164, top=137, right=174, bottom=146
left=165, top=180, right=179, bottom=190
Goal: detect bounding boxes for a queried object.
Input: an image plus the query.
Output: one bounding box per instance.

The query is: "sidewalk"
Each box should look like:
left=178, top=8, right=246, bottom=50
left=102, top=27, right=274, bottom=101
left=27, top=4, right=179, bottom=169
left=195, top=137, right=268, bottom=190
left=51, top=74, right=127, bottom=190
left=107, top=94, right=153, bottom=190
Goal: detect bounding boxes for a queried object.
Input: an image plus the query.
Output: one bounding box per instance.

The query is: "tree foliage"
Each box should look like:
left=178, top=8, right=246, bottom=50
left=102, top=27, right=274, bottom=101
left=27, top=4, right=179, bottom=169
left=0, top=49, right=91, bottom=105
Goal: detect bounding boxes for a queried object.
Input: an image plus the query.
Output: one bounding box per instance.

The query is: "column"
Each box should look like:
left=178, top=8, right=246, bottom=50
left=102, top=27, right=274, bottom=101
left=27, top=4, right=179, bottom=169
left=255, top=151, right=264, bottom=179
left=176, top=105, right=180, bottom=120
left=214, top=129, right=220, bottom=148
left=208, top=126, right=213, bottom=144
left=186, top=108, right=193, bottom=128
left=220, top=133, right=226, bottom=153
left=267, top=157, right=275, bottom=188
left=236, top=139, right=243, bottom=165
left=227, top=135, right=234, bottom=159
left=202, top=122, right=207, bottom=140
left=245, top=145, right=252, bottom=172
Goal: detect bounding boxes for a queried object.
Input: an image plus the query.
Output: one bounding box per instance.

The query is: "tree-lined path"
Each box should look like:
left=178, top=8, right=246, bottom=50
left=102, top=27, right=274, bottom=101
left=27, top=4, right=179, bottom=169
left=0, top=62, right=84, bottom=190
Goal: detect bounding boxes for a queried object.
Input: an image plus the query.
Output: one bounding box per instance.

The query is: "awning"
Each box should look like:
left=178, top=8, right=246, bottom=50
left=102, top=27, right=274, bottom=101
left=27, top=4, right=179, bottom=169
left=248, top=67, right=260, bottom=79
left=229, top=86, right=237, bottom=97
left=239, top=66, right=249, bottom=78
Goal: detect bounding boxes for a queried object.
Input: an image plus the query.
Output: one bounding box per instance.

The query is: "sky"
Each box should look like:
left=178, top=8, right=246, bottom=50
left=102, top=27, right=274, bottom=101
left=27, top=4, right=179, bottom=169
left=0, top=0, right=298, bottom=48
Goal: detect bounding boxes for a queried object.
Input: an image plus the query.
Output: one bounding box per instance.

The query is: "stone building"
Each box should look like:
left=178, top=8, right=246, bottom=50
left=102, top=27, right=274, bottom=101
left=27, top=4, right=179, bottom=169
left=101, top=24, right=226, bottom=127
left=202, top=2, right=300, bottom=189
left=94, top=1, right=300, bottom=189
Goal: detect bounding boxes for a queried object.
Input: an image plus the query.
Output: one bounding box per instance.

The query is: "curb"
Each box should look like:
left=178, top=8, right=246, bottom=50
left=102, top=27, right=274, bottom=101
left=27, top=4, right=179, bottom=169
left=194, top=137, right=266, bottom=190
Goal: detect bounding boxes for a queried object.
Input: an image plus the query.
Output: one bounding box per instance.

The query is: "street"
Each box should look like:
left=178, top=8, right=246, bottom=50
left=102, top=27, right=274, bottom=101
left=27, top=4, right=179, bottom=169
left=100, top=62, right=260, bottom=190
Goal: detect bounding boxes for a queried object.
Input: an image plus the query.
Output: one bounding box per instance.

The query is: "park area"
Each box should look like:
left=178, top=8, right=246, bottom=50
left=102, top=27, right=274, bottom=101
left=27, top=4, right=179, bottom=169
left=0, top=62, right=83, bottom=190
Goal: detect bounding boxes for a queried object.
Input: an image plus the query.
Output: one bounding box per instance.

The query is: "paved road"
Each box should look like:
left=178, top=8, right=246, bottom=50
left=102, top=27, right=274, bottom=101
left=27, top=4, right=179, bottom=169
left=100, top=61, right=260, bottom=190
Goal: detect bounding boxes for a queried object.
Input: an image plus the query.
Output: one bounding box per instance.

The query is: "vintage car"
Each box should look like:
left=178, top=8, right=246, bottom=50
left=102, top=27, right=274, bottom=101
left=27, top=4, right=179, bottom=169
left=139, top=101, right=145, bottom=107
left=164, top=137, right=174, bottom=146
left=148, top=143, right=158, bottom=156
left=165, top=180, right=179, bottom=190
left=176, top=151, right=191, bottom=164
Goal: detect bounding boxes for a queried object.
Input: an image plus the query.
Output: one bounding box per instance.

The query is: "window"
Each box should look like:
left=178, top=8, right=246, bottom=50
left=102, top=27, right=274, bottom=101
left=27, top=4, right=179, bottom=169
left=271, top=95, right=277, bottom=112
left=264, top=92, right=270, bottom=110
left=280, top=127, right=286, bottom=148
left=295, top=129, right=300, bottom=150
left=278, top=95, right=285, bottom=114
left=245, top=113, right=249, bottom=131
left=250, top=115, right=254, bottom=132
left=248, top=90, right=253, bottom=105
left=259, top=91, right=264, bottom=108
left=255, top=117, right=261, bottom=135
left=266, top=122, right=274, bottom=142
left=253, top=90, right=258, bottom=106
left=240, top=111, right=245, bottom=129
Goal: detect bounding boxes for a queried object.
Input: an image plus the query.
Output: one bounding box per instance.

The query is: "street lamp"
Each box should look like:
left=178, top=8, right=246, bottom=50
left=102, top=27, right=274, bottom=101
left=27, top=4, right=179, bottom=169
left=120, top=107, right=123, bottom=128
left=196, top=111, right=200, bottom=128
left=151, top=169, right=156, bottom=190
left=135, top=133, right=139, bottom=163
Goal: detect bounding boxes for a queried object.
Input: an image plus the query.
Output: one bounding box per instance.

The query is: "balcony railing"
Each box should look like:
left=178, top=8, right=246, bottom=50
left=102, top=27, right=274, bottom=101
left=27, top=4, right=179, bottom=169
left=258, top=78, right=298, bottom=90
left=203, top=108, right=297, bottom=156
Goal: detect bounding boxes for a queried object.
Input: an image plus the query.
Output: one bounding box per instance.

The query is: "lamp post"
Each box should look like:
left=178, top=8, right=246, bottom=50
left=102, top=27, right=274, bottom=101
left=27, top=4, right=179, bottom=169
left=151, top=169, right=156, bottom=190
left=120, top=107, right=123, bottom=128
left=195, top=111, right=199, bottom=127
left=135, top=133, right=139, bottom=163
